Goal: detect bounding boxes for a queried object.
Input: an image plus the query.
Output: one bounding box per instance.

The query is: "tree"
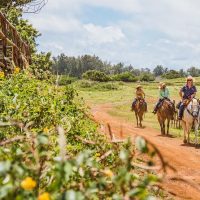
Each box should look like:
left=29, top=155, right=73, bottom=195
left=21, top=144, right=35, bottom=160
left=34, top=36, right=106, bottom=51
left=187, top=67, right=200, bottom=77
left=6, top=8, right=40, bottom=53
left=0, top=0, right=47, bottom=14
left=153, top=65, right=165, bottom=77
left=111, top=63, right=124, bottom=74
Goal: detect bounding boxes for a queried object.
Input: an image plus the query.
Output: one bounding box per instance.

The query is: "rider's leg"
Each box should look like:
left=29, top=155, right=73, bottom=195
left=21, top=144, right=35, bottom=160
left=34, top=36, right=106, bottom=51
left=153, top=99, right=162, bottom=114
left=131, top=98, right=137, bottom=111
left=178, top=103, right=185, bottom=120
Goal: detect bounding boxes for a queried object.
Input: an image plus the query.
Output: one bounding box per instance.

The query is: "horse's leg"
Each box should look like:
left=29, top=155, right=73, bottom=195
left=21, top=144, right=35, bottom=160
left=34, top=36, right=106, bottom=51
left=135, top=112, right=138, bottom=127
left=139, top=113, right=142, bottom=127
left=186, top=123, right=192, bottom=144
left=158, top=117, right=163, bottom=134
left=182, top=121, right=187, bottom=143
left=163, top=121, right=165, bottom=135
left=194, top=122, right=199, bottom=146
left=193, top=121, right=199, bottom=146
left=167, top=118, right=170, bottom=135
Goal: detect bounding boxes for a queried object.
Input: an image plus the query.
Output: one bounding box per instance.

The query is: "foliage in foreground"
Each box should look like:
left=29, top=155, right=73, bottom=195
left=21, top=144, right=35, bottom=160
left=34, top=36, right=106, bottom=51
left=0, top=74, right=162, bottom=199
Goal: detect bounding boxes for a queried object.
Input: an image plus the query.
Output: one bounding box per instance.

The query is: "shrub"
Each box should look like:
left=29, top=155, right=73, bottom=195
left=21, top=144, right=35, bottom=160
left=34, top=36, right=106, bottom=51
left=140, top=73, right=155, bottom=82
left=112, top=72, right=138, bottom=82
left=82, top=70, right=110, bottom=82
left=162, top=70, right=182, bottom=79
left=0, top=73, right=162, bottom=199
left=58, top=75, right=77, bottom=85
left=77, top=80, right=119, bottom=90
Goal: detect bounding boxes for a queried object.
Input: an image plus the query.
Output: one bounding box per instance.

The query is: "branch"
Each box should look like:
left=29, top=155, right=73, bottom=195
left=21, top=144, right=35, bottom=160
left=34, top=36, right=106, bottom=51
left=0, top=136, right=25, bottom=146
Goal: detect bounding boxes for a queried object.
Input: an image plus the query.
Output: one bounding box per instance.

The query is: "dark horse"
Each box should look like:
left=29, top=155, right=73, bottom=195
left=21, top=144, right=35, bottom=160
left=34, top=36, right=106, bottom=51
left=157, top=99, right=175, bottom=135
left=132, top=98, right=146, bottom=127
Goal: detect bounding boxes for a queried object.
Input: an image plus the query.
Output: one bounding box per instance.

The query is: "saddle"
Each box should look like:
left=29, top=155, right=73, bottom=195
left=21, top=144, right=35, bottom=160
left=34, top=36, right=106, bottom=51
left=183, top=99, right=190, bottom=106
left=161, top=98, right=173, bottom=109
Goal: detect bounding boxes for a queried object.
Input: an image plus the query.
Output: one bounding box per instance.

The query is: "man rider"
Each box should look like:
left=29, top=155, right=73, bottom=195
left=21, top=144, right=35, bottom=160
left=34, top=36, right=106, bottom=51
left=178, top=76, right=197, bottom=120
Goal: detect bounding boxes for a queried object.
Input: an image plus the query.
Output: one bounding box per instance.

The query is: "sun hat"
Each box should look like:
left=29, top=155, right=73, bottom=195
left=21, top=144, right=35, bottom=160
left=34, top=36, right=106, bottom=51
left=136, top=85, right=142, bottom=89
left=186, top=75, right=194, bottom=82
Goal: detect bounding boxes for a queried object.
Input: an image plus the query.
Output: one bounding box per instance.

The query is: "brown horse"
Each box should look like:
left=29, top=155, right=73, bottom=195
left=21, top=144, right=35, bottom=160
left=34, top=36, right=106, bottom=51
left=133, top=98, right=146, bottom=127
left=157, top=99, right=175, bottom=135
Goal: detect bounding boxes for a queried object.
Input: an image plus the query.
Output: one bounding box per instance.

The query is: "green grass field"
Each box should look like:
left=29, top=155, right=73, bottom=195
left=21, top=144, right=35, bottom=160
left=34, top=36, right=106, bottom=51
left=74, top=77, right=200, bottom=141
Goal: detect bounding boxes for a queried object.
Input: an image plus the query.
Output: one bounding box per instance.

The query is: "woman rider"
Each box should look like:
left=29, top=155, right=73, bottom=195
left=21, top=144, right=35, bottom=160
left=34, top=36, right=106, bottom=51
left=153, top=82, right=170, bottom=114
left=178, top=76, right=197, bottom=120
left=131, top=85, right=147, bottom=112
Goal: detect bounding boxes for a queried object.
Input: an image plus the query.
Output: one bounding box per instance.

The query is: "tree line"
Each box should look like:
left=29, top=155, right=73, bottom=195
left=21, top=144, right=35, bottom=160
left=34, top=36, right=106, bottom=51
left=52, top=54, right=200, bottom=82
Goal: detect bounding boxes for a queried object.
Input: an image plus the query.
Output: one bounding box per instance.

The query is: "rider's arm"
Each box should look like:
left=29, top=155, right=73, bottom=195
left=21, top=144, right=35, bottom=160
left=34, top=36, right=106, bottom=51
left=191, top=92, right=196, bottom=99
left=166, top=88, right=170, bottom=98
left=142, top=90, right=145, bottom=98
left=190, top=86, right=197, bottom=99
left=179, top=88, right=183, bottom=99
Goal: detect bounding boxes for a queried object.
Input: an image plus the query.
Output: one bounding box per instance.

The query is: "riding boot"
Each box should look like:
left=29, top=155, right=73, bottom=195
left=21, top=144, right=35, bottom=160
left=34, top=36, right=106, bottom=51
left=178, top=104, right=185, bottom=120
left=153, top=100, right=161, bottom=114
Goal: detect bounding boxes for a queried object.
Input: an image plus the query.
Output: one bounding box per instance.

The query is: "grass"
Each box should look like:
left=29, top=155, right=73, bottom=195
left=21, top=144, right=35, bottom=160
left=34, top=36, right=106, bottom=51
left=74, top=79, right=200, bottom=141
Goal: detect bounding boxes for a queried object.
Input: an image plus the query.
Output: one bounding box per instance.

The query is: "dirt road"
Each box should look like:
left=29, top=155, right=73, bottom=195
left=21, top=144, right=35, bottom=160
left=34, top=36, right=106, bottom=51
left=91, top=103, right=200, bottom=200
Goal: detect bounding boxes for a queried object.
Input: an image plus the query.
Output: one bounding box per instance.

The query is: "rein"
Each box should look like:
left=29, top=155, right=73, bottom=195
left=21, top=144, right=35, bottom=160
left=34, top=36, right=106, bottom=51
left=186, top=99, right=200, bottom=121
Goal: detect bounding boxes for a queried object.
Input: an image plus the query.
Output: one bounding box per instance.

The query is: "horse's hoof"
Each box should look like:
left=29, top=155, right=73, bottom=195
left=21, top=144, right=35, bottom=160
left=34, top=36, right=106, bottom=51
left=183, top=139, right=187, bottom=144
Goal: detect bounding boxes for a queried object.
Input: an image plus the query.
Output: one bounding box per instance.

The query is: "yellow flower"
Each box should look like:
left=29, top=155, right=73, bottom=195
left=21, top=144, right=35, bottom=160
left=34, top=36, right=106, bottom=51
left=103, top=169, right=114, bottom=178
left=43, top=127, right=49, bottom=133
left=95, top=153, right=101, bottom=158
left=21, top=177, right=36, bottom=190
left=14, top=67, right=20, bottom=74
left=0, top=71, right=5, bottom=78
left=38, top=192, right=50, bottom=200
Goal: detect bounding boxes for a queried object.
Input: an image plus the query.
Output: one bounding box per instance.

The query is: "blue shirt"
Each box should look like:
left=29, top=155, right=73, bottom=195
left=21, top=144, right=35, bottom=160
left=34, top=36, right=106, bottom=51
left=181, top=85, right=197, bottom=99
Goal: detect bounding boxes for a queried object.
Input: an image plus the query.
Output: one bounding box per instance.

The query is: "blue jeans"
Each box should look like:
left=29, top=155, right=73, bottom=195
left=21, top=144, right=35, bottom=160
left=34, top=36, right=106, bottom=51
left=178, top=103, right=185, bottom=119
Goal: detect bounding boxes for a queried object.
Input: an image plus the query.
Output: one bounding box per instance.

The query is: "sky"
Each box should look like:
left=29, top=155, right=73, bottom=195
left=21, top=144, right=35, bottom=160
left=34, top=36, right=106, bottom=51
left=25, top=0, right=200, bottom=69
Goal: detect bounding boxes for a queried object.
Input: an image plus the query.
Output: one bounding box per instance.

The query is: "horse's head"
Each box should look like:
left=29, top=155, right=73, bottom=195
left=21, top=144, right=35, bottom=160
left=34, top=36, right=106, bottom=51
left=188, top=98, right=199, bottom=118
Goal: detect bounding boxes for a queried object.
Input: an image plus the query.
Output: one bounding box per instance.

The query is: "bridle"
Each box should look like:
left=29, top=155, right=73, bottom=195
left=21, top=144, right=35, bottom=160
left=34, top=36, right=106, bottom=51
left=186, top=98, right=200, bottom=121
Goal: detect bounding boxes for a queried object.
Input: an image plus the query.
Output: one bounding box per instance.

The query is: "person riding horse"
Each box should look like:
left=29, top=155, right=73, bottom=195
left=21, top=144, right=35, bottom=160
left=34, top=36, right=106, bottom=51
left=178, top=76, right=197, bottom=120
left=131, top=85, right=147, bottom=112
left=153, top=82, right=171, bottom=114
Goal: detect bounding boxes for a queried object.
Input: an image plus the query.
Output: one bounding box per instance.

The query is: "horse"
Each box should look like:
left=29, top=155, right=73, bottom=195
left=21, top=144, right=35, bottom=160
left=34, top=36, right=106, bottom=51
left=181, top=98, right=200, bottom=145
left=157, top=99, right=175, bottom=135
left=133, top=98, right=146, bottom=128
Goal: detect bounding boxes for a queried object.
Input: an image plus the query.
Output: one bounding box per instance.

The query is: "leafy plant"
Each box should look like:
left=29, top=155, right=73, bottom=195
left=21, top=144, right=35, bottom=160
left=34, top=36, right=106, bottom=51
left=82, top=70, right=110, bottom=82
left=0, top=73, right=164, bottom=199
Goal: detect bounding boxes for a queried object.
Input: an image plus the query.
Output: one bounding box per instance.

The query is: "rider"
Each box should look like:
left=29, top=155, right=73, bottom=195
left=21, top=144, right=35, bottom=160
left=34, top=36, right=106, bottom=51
left=178, top=76, right=197, bottom=120
left=131, top=85, right=147, bottom=112
left=153, top=82, right=170, bottom=114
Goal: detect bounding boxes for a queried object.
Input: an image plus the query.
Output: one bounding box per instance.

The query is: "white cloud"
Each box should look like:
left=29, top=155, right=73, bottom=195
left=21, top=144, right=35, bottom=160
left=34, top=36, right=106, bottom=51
left=84, top=24, right=125, bottom=44
left=25, top=0, right=200, bottom=68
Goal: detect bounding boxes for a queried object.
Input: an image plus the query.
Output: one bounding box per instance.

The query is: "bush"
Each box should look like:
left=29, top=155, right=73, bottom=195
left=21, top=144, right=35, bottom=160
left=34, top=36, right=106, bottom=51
left=140, top=73, right=155, bottom=82
left=112, top=72, right=138, bottom=82
left=77, top=80, right=119, bottom=90
left=58, top=75, right=77, bottom=85
left=82, top=70, right=110, bottom=82
left=0, top=73, right=162, bottom=199
left=162, top=70, right=182, bottom=79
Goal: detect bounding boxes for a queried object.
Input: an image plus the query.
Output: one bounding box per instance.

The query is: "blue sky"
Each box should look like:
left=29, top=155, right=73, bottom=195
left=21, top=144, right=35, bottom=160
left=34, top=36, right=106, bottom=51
left=25, top=0, right=200, bottom=69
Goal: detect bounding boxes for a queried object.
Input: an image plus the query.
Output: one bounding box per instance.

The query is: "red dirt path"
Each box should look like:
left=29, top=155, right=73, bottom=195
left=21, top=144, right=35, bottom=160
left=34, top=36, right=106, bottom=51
left=91, top=103, right=200, bottom=200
